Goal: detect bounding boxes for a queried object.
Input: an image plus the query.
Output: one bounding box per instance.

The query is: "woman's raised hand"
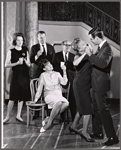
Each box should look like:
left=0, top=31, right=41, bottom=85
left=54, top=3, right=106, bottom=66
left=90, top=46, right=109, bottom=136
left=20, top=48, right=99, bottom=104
left=61, top=64, right=66, bottom=72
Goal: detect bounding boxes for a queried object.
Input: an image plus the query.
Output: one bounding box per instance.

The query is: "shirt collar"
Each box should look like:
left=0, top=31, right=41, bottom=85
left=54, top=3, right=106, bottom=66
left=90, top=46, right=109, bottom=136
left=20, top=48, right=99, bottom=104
left=62, top=50, right=69, bottom=61
left=63, top=50, right=69, bottom=55
left=99, top=39, right=106, bottom=48
left=40, top=43, right=46, bottom=47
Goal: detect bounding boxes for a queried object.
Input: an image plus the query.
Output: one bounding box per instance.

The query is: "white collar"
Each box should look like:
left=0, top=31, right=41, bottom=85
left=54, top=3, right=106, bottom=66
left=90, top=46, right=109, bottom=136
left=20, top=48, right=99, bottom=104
left=40, top=43, right=46, bottom=47
left=63, top=50, right=69, bottom=55
left=99, top=39, right=106, bottom=48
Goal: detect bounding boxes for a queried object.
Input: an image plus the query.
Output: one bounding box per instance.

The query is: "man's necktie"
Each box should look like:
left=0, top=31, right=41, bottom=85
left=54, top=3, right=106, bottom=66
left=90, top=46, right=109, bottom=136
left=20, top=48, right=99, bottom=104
left=65, top=52, right=68, bottom=62
left=95, top=46, right=100, bottom=55
left=42, top=45, right=46, bottom=55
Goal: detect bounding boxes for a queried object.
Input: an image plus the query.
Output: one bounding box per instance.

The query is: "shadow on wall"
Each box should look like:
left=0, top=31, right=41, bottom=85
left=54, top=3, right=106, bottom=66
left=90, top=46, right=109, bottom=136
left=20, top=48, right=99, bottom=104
left=109, top=56, right=120, bottom=99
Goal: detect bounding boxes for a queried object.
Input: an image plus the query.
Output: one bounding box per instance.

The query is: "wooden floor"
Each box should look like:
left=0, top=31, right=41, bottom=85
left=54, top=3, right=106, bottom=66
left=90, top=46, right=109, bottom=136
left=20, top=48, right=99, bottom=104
left=3, top=101, right=120, bottom=149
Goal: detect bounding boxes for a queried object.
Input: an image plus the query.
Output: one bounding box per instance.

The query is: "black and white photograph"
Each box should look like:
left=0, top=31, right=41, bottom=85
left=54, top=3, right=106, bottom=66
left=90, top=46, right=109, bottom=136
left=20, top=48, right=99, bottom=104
left=1, top=1, right=120, bottom=149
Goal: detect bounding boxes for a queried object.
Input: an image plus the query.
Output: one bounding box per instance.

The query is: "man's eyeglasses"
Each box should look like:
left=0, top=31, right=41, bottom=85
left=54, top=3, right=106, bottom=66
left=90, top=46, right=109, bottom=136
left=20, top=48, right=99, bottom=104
left=63, top=44, right=71, bottom=47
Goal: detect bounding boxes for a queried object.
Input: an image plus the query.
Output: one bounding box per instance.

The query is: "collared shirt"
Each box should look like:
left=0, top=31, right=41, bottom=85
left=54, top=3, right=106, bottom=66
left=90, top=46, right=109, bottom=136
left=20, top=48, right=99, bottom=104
left=35, top=43, right=47, bottom=60
left=99, top=39, right=107, bottom=48
left=40, top=43, right=47, bottom=55
left=62, top=50, right=69, bottom=61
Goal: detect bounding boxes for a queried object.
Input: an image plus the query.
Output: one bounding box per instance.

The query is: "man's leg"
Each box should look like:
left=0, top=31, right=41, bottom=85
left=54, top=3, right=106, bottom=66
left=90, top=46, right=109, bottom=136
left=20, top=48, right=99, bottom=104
left=91, top=91, right=103, bottom=134
left=95, top=92, right=117, bottom=138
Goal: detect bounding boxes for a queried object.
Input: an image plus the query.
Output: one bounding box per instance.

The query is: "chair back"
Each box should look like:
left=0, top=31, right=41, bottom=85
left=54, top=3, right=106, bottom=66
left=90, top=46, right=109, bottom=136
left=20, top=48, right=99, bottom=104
left=30, top=78, right=39, bottom=101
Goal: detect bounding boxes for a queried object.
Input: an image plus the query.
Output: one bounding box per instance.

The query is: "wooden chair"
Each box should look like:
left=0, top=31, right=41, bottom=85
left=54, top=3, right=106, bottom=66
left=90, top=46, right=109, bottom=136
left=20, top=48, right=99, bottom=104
left=26, top=78, right=46, bottom=127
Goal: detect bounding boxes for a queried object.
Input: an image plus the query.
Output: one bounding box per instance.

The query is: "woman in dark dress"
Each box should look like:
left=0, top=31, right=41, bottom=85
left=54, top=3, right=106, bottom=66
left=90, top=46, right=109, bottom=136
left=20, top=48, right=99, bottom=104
left=69, top=38, right=94, bottom=142
left=3, top=33, right=31, bottom=124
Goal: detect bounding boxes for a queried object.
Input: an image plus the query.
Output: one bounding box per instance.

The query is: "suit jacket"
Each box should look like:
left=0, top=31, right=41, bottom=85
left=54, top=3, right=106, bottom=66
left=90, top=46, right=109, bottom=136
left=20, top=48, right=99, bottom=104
left=30, top=43, right=55, bottom=65
left=54, top=51, right=76, bottom=89
left=30, top=43, right=55, bottom=78
left=55, top=51, right=75, bottom=76
left=88, top=42, right=113, bottom=93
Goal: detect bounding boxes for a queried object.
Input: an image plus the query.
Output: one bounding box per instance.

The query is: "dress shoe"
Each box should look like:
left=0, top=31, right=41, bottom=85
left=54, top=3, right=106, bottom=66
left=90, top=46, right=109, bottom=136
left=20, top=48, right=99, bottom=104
left=68, top=126, right=80, bottom=134
left=16, top=118, right=25, bottom=123
left=40, top=127, right=46, bottom=133
left=103, top=136, right=119, bottom=146
left=80, top=133, right=95, bottom=142
left=90, top=133, right=104, bottom=139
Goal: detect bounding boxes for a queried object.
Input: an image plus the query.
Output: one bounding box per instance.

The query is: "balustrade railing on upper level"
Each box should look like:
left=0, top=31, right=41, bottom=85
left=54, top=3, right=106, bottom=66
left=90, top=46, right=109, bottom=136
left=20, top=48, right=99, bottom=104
left=38, top=2, right=120, bottom=45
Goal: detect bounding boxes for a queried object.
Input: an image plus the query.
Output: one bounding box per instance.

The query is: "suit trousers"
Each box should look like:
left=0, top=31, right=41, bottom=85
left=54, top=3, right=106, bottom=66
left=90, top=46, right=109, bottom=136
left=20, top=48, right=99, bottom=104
left=92, top=91, right=117, bottom=138
left=67, top=70, right=77, bottom=121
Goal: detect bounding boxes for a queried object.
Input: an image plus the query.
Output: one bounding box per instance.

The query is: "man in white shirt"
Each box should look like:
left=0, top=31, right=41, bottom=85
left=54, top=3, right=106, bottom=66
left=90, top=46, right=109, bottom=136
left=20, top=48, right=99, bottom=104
left=85, top=27, right=119, bottom=146
left=30, top=31, right=55, bottom=79
left=30, top=31, right=55, bottom=119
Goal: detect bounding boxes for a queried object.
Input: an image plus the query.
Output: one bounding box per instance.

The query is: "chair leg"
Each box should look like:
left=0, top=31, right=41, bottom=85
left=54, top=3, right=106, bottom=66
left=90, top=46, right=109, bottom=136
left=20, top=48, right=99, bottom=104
left=63, top=108, right=70, bottom=129
left=45, top=104, right=50, bottom=116
left=66, top=108, right=70, bottom=123
left=42, top=106, right=45, bottom=122
left=27, top=106, right=29, bottom=128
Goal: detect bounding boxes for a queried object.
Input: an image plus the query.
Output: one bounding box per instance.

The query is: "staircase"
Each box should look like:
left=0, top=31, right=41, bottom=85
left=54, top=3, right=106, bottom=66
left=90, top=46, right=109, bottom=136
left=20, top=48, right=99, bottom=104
left=38, top=2, right=120, bottom=45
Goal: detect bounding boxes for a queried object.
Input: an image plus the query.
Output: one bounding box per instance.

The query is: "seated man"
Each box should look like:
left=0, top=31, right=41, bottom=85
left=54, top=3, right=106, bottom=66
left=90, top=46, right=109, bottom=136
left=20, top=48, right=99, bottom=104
left=31, top=59, right=69, bottom=132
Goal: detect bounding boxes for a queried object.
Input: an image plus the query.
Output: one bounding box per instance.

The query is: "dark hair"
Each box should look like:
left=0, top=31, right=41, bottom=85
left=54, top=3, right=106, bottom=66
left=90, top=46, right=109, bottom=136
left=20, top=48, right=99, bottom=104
left=88, top=27, right=104, bottom=39
left=39, top=59, right=49, bottom=70
left=37, top=31, right=46, bottom=36
left=12, top=33, right=25, bottom=46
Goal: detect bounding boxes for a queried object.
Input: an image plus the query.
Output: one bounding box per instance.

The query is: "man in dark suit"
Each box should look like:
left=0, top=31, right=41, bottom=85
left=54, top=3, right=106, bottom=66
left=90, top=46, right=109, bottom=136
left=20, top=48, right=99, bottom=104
left=85, top=27, right=119, bottom=146
left=30, top=31, right=55, bottom=118
left=55, top=40, right=76, bottom=122
left=30, top=31, right=55, bottom=79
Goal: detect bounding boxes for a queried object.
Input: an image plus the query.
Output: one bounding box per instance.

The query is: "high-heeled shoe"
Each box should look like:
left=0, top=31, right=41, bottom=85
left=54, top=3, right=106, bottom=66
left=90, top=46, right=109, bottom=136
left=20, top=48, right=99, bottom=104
left=42, top=116, right=49, bottom=126
left=16, top=118, right=25, bottom=123
left=40, top=127, right=46, bottom=133
left=80, top=133, right=95, bottom=142
left=3, top=118, right=10, bottom=124
left=68, top=126, right=80, bottom=134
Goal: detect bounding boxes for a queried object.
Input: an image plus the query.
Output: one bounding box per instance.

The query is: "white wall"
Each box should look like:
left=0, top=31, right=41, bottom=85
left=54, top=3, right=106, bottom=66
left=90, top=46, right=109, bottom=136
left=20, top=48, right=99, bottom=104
left=39, top=21, right=120, bottom=99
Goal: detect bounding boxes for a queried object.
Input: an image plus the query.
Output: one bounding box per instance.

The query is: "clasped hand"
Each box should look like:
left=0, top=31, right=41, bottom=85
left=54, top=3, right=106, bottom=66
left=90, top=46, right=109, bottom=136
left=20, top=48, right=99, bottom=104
left=85, top=44, right=93, bottom=56
left=18, top=57, right=24, bottom=65
left=18, top=57, right=30, bottom=66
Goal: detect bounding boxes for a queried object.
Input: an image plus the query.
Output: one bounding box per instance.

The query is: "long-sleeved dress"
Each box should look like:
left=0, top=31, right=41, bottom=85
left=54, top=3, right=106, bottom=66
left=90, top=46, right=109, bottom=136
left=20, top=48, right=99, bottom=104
left=73, top=54, right=93, bottom=115
left=35, top=71, right=69, bottom=108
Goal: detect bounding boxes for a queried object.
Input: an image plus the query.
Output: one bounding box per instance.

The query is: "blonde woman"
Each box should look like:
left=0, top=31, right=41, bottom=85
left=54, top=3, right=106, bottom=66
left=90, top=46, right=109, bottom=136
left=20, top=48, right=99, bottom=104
left=69, top=38, right=94, bottom=142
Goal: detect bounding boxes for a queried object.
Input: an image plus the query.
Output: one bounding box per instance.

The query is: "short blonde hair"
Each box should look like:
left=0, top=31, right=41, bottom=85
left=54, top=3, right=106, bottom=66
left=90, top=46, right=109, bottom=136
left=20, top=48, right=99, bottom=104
left=72, top=38, right=84, bottom=51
